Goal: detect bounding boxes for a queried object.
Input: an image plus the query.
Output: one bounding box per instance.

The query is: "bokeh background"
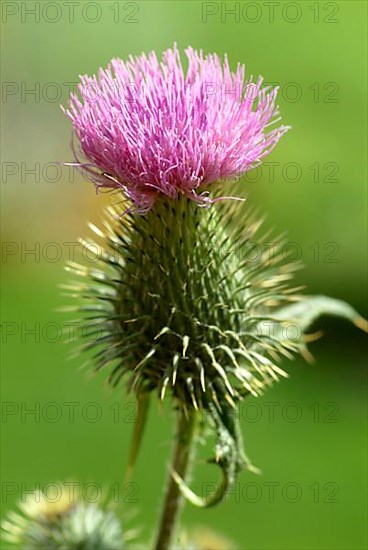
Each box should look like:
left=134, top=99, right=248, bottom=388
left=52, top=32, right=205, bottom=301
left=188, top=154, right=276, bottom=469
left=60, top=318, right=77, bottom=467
left=1, top=1, right=367, bottom=549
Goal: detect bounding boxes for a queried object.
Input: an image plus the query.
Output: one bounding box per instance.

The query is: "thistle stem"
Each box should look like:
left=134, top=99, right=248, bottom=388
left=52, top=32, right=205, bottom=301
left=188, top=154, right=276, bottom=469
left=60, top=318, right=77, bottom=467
left=154, top=409, right=198, bottom=550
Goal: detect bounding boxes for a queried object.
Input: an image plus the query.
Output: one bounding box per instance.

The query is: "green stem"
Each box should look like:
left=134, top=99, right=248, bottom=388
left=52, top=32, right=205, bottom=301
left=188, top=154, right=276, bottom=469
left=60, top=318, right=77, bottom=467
left=154, top=410, right=198, bottom=550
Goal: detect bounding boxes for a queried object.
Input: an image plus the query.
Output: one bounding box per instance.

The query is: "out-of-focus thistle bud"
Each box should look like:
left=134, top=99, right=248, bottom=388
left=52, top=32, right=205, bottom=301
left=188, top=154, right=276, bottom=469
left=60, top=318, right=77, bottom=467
left=62, top=44, right=366, bottom=524
left=177, top=527, right=235, bottom=549
left=1, top=488, right=124, bottom=549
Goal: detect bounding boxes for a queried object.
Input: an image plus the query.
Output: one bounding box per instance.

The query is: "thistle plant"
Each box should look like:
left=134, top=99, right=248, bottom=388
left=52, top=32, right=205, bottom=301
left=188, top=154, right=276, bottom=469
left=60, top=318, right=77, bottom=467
left=3, top=45, right=364, bottom=550
left=63, top=45, right=365, bottom=549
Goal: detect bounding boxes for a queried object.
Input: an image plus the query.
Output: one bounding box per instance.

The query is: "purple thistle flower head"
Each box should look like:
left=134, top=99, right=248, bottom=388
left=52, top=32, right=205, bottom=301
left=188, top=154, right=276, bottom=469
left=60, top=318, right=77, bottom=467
left=63, top=44, right=289, bottom=210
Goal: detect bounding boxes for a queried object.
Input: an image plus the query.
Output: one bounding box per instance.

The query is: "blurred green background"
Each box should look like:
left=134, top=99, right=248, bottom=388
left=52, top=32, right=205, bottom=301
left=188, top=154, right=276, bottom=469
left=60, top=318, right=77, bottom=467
left=1, top=1, right=367, bottom=549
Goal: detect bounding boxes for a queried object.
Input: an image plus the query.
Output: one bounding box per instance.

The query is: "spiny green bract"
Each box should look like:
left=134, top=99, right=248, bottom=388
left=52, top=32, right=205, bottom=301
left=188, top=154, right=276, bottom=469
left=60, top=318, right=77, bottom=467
left=66, top=196, right=302, bottom=414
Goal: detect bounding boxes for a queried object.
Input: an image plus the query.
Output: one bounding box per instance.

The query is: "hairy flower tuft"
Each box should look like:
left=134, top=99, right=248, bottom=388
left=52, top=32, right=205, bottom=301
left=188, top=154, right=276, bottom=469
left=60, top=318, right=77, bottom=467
left=63, top=44, right=289, bottom=210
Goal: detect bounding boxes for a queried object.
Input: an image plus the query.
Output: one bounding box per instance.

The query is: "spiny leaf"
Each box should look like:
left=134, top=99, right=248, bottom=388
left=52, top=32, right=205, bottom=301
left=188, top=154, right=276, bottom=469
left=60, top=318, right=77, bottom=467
left=273, top=295, right=367, bottom=336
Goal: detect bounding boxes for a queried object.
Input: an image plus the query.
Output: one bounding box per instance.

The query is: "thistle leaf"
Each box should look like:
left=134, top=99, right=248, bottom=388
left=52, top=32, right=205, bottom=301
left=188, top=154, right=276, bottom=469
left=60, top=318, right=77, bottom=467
left=273, top=295, right=367, bottom=336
